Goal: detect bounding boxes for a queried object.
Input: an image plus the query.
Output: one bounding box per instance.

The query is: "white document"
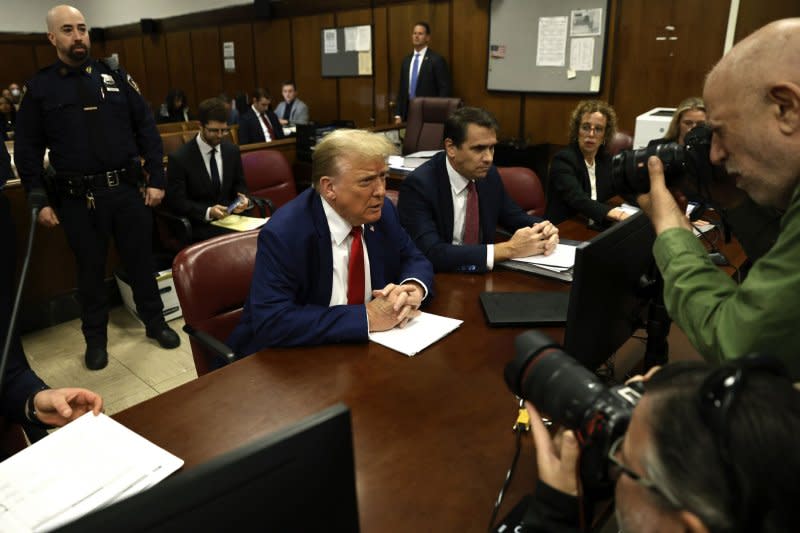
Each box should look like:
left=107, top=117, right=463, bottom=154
left=569, top=37, right=594, bottom=71
left=358, top=51, right=372, bottom=75
left=536, top=17, right=568, bottom=67
left=513, top=243, right=577, bottom=270
left=404, top=149, right=442, bottom=158
left=222, top=41, right=235, bottom=58
left=323, top=29, right=338, bottom=54
left=570, top=8, right=603, bottom=37
left=0, top=412, right=183, bottom=533
left=355, top=25, right=371, bottom=52
left=344, top=27, right=358, bottom=52
left=369, top=312, right=463, bottom=357
left=619, top=203, right=641, bottom=216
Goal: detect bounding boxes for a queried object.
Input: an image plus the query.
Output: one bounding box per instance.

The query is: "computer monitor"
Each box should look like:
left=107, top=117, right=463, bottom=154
left=563, top=211, right=657, bottom=370
left=56, top=404, right=360, bottom=532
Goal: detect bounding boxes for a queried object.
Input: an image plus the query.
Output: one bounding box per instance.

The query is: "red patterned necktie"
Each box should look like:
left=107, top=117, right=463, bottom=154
left=347, top=226, right=365, bottom=304
left=260, top=113, right=276, bottom=140
left=464, top=181, right=479, bottom=244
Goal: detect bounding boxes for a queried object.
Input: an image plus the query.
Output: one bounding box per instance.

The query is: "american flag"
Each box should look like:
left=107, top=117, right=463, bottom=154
left=490, top=44, right=506, bottom=59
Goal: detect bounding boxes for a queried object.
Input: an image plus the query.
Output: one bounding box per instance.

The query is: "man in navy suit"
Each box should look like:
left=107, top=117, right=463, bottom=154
left=237, top=88, right=284, bottom=145
left=227, top=129, right=433, bottom=355
left=166, top=97, right=254, bottom=242
left=394, top=22, right=452, bottom=123
left=398, top=107, right=559, bottom=273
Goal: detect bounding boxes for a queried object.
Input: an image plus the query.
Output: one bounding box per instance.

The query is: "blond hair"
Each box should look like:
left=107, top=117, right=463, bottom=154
left=312, top=129, right=396, bottom=189
left=664, top=97, right=705, bottom=142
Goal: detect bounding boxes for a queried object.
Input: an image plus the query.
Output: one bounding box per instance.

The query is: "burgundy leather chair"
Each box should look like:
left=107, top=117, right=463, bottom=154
left=241, top=149, right=297, bottom=213
left=497, top=166, right=546, bottom=217
left=402, top=97, right=463, bottom=155
left=608, top=130, right=633, bottom=156
left=172, top=230, right=259, bottom=376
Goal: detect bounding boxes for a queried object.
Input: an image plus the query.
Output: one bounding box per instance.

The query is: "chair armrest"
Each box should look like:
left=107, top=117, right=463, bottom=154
left=154, top=207, right=194, bottom=245
left=183, top=324, right=238, bottom=366
left=250, top=196, right=275, bottom=217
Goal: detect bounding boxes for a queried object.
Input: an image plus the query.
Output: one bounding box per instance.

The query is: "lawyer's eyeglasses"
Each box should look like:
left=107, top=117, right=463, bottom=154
left=579, top=123, right=605, bottom=135
left=204, top=127, right=231, bottom=136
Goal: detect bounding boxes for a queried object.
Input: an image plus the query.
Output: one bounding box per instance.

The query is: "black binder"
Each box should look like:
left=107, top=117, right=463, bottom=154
left=479, top=291, right=569, bottom=327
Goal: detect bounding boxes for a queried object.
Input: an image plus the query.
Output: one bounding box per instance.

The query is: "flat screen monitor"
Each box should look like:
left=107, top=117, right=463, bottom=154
left=563, top=211, right=657, bottom=370
left=55, top=403, right=360, bottom=533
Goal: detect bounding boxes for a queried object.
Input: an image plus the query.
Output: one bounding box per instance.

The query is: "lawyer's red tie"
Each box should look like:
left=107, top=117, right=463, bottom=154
left=347, top=226, right=365, bottom=304
left=464, top=181, right=480, bottom=245
left=260, top=113, right=276, bottom=141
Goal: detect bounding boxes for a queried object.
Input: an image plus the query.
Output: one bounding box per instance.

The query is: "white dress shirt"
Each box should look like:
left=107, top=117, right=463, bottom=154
left=251, top=104, right=273, bottom=142
left=321, top=198, right=372, bottom=306
left=196, top=134, right=224, bottom=221
left=585, top=159, right=598, bottom=200
left=446, top=157, right=494, bottom=270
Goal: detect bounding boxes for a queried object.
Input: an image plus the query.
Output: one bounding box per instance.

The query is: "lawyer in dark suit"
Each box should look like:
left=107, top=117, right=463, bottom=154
left=398, top=107, right=558, bottom=273
left=394, top=22, right=452, bottom=123
left=227, top=129, right=433, bottom=355
left=237, top=88, right=284, bottom=145
left=545, top=100, right=630, bottom=225
left=165, top=98, right=253, bottom=242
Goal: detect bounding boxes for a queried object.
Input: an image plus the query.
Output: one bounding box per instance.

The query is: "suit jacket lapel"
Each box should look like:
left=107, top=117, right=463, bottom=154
left=188, top=140, right=214, bottom=193
left=311, top=192, right=334, bottom=305
left=435, top=154, right=456, bottom=241
left=364, top=218, right=383, bottom=289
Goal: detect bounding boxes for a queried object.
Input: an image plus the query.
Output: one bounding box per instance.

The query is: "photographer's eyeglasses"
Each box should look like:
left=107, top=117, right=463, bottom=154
left=607, top=436, right=680, bottom=508
left=579, top=123, right=605, bottom=135
left=204, top=127, right=231, bottom=136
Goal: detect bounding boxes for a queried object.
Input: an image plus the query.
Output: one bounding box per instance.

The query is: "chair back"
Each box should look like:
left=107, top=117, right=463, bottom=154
left=241, top=149, right=297, bottom=211
left=172, top=230, right=259, bottom=375
left=609, top=130, right=633, bottom=156
left=402, top=97, right=462, bottom=155
left=161, top=132, right=186, bottom=157
left=497, top=166, right=546, bottom=217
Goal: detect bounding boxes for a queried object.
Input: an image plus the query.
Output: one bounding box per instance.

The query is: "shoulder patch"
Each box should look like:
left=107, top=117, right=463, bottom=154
left=127, top=73, right=141, bottom=95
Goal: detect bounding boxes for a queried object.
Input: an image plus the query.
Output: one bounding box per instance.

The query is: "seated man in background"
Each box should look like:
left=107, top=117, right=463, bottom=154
left=237, top=88, right=283, bottom=145
left=274, top=81, right=309, bottom=126
left=165, top=97, right=254, bottom=242
left=522, top=357, right=799, bottom=532
left=398, top=107, right=558, bottom=273
left=637, top=18, right=800, bottom=378
left=227, top=129, right=433, bottom=354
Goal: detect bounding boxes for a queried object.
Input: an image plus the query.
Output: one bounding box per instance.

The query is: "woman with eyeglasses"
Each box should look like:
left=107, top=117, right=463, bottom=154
left=545, top=100, right=628, bottom=225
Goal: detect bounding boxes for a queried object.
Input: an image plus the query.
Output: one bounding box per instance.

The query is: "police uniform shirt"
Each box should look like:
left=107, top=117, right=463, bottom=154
left=13, top=58, right=164, bottom=193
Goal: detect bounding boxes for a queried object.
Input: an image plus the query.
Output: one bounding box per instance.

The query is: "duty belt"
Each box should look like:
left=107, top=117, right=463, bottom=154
left=55, top=166, right=139, bottom=207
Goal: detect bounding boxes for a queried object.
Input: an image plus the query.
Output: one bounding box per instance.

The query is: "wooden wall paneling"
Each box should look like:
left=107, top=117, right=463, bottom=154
left=122, top=37, right=148, bottom=103
left=165, top=31, right=195, bottom=112
left=291, top=13, right=337, bottom=124
left=190, top=27, right=223, bottom=108
left=372, top=6, right=391, bottom=125
left=387, top=1, right=451, bottom=120
left=33, top=43, right=57, bottom=71
left=610, top=0, right=729, bottom=134
left=735, top=0, right=800, bottom=43
left=220, top=23, right=256, bottom=100
left=102, top=39, right=127, bottom=67
left=1, top=44, right=38, bottom=88
left=451, top=0, right=521, bottom=141
left=141, top=34, right=171, bottom=115
left=253, top=19, right=293, bottom=102
left=335, top=8, right=374, bottom=128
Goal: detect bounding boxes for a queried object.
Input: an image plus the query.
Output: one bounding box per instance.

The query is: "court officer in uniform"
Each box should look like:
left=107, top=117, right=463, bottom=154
left=14, top=4, right=180, bottom=371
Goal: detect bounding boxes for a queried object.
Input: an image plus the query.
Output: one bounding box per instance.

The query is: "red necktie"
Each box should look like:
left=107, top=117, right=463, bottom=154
left=347, top=226, right=365, bottom=304
left=259, top=113, right=276, bottom=141
left=464, top=181, right=479, bottom=245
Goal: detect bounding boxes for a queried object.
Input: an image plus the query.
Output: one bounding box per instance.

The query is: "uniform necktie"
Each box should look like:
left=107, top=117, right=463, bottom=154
left=409, top=53, right=420, bottom=98
left=209, top=148, right=221, bottom=197
left=464, top=181, right=479, bottom=245
left=347, top=226, right=365, bottom=305
left=260, top=112, right=275, bottom=141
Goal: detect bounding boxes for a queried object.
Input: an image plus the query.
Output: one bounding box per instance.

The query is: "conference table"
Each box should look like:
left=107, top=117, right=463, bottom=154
left=112, top=219, right=743, bottom=532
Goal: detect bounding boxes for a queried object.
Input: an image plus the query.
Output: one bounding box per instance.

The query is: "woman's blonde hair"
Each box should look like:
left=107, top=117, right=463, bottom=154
left=664, top=97, right=706, bottom=142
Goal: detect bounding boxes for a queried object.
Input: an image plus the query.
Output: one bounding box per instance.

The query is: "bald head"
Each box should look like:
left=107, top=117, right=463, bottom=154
left=46, top=4, right=90, bottom=66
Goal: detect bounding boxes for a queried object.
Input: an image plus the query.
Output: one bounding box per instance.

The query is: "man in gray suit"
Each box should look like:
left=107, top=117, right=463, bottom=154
left=274, top=81, right=309, bottom=126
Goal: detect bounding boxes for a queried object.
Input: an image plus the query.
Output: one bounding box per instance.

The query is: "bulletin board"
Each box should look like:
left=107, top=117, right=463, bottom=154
left=321, top=25, right=373, bottom=77
left=487, top=0, right=609, bottom=94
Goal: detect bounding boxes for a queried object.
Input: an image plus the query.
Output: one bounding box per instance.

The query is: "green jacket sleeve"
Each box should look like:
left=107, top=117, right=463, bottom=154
left=653, top=186, right=800, bottom=378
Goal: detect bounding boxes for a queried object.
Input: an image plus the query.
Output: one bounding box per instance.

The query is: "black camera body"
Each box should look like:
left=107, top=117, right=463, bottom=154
left=610, top=123, right=714, bottom=197
left=504, top=330, right=643, bottom=491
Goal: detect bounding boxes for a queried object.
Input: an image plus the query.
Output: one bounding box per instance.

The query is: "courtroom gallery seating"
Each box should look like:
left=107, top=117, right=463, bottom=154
left=172, top=230, right=259, bottom=376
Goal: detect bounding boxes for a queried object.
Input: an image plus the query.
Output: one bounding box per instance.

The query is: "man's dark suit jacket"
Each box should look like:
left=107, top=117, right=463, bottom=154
left=545, top=143, right=615, bottom=225
left=237, top=108, right=284, bottom=145
left=226, top=188, right=434, bottom=355
left=396, top=49, right=452, bottom=120
left=397, top=152, right=541, bottom=273
left=165, top=137, right=249, bottom=240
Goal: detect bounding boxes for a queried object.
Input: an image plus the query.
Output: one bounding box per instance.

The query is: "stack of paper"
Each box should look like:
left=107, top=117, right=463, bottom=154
left=500, top=243, right=578, bottom=281
left=369, top=311, right=463, bottom=356
left=387, top=149, right=443, bottom=172
left=0, top=413, right=183, bottom=532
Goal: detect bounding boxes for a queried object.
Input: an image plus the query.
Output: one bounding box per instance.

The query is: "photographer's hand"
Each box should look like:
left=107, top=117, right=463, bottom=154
left=636, top=156, right=693, bottom=235
left=526, top=402, right=580, bottom=496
